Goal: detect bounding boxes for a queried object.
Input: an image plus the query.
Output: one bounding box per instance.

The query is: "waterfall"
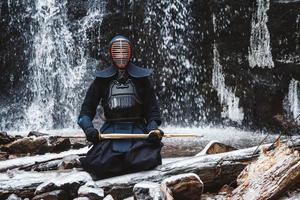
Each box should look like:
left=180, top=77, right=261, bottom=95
left=24, top=0, right=78, bottom=130
left=212, top=13, right=244, bottom=123
left=288, top=79, right=300, bottom=124
left=296, top=15, right=300, bottom=53
left=144, top=0, right=204, bottom=125
left=212, top=44, right=244, bottom=123
left=248, top=0, right=274, bottom=68
left=1, top=0, right=107, bottom=131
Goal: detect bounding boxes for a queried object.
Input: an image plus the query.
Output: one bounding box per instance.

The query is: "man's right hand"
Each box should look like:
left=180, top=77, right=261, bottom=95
left=85, top=127, right=100, bottom=144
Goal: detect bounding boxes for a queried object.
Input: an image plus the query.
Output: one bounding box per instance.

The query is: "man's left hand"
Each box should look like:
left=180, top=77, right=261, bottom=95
left=147, top=129, right=164, bottom=143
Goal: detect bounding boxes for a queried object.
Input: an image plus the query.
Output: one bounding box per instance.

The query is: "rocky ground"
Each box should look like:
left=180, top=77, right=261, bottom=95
left=1, top=130, right=300, bottom=199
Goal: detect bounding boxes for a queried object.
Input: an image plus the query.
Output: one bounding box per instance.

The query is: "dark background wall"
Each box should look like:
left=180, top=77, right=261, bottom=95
left=0, top=0, right=299, bottom=131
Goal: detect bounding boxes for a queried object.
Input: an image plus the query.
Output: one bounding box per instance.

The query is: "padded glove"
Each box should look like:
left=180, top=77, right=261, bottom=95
left=147, top=129, right=164, bottom=143
left=85, top=127, right=100, bottom=144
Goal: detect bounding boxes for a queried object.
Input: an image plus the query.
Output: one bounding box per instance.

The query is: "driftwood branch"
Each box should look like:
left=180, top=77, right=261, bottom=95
left=230, top=141, right=300, bottom=200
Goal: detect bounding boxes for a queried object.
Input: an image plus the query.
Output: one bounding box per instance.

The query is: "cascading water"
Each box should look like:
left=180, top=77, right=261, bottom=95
left=248, top=0, right=274, bottom=68
left=287, top=79, right=300, bottom=124
left=0, top=0, right=107, bottom=131
left=144, top=0, right=205, bottom=125
left=211, top=13, right=244, bottom=123
left=212, top=44, right=244, bottom=123
left=25, top=0, right=80, bottom=130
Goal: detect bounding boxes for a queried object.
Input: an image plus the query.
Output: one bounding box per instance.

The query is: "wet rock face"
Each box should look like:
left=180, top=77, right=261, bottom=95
left=67, top=0, right=89, bottom=20
left=0, top=0, right=299, bottom=130
left=0, top=0, right=31, bottom=97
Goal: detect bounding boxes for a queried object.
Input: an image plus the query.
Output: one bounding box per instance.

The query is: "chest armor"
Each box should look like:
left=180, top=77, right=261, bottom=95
left=103, top=78, right=143, bottom=121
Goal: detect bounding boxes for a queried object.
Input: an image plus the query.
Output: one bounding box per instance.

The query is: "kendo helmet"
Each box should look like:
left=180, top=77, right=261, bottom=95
left=109, top=35, right=133, bottom=69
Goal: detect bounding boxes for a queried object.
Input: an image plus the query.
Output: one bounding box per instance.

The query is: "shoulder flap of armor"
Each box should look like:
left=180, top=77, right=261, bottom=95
left=127, top=62, right=153, bottom=78
left=96, top=65, right=117, bottom=78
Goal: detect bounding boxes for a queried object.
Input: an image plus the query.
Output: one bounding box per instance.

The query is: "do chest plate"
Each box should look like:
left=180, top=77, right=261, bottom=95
left=108, top=79, right=141, bottom=110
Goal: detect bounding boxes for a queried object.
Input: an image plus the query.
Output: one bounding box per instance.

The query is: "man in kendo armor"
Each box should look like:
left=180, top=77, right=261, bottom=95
left=78, top=35, right=164, bottom=178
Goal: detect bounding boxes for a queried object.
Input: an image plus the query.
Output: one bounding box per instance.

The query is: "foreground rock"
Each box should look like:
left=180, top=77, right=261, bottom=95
left=103, top=195, right=114, bottom=200
left=1, top=136, right=71, bottom=154
left=35, top=171, right=93, bottom=198
left=196, top=140, right=237, bottom=156
left=161, top=173, right=203, bottom=200
left=230, top=142, right=300, bottom=200
left=0, top=147, right=88, bottom=172
left=32, top=190, right=68, bottom=200
left=57, top=155, right=82, bottom=170
left=133, top=181, right=162, bottom=200
left=1, top=139, right=300, bottom=199
left=0, top=132, right=16, bottom=145
left=78, top=181, right=105, bottom=200
left=6, top=194, right=22, bottom=200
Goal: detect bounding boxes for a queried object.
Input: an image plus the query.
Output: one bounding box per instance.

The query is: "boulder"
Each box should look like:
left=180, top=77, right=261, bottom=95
left=103, top=195, right=114, bottom=200
left=133, top=181, right=162, bottom=200
left=73, top=197, right=90, bottom=200
left=196, top=140, right=237, bottom=156
left=32, top=190, right=69, bottom=200
left=161, top=173, right=203, bottom=200
left=71, top=139, right=87, bottom=149
left=27, top=131, right=47, bottom=137
left=57, top=155, right=82, bottom=170
left=2, top=137, right=48, bottom=154
left=6, top=194, right=22, bottom=200
left=0, top=132, right=15, bottom=145
left=2, top=136, right=71, bottom=155
left=123, top=197, right=134, bottom=200
left=35, top=171, right=93, bottom=198
left=48, top=137, right=71, bottom=153
left=0, top=152, right=8, bottom=160
left=78, top=181, right=104, bottom=200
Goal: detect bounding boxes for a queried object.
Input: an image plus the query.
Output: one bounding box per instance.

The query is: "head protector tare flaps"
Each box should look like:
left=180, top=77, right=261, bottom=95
left=109, top=35, right=132, bottom=69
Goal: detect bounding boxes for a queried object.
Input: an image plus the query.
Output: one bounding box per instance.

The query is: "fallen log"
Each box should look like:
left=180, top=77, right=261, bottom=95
left=0, top=147, right=89, bottom=172
left=230, top=141, right=300, bottom=200
left=0, top=169, right=91, bottom=199
left=1, top=138, right=299, bottom=199
left=93, top=138, right=300, bottom=199
left=0, top=137, right=206, bottom=172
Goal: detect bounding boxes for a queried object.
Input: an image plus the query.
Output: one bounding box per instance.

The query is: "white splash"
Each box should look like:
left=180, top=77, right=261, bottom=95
left=288, top=79, right=300, bottom=124
left=248, top=0, right=274, bottom=68
left=212, top=44, right=244, bottom=123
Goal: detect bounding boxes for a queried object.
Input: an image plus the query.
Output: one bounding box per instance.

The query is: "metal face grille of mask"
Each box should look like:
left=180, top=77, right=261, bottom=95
left=110, top=39, right=132, bottom=69
left=108, top=79, right=141, bottom=110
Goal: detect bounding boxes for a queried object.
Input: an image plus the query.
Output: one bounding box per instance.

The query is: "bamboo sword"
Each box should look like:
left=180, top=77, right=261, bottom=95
left=56, top=131, right=202, bottom=140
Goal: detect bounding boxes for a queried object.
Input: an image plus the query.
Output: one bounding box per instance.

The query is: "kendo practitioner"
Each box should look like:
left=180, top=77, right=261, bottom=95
left=78, top=35, right=164, bottom=179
